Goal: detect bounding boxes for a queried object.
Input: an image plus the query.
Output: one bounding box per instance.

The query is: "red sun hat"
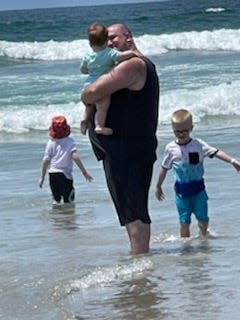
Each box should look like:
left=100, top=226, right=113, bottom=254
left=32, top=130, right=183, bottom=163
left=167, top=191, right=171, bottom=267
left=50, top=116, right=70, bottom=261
left=49, top=115, right=71, bottom=139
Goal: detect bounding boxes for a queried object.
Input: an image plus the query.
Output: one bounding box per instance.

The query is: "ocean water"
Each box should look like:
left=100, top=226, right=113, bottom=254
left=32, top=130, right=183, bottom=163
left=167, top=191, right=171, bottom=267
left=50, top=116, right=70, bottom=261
left=1, top=0, right=240, bottom=319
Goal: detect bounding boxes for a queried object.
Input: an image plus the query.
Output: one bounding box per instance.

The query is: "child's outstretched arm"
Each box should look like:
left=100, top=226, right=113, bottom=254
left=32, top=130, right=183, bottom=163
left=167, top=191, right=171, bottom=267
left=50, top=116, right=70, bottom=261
left=155, top=167, right=168, bottom=201
left=214, top=150, right=240, bottom=172
left=71, top=150, right=93, bottom=182
left=39, top=159, right=50, bottom=188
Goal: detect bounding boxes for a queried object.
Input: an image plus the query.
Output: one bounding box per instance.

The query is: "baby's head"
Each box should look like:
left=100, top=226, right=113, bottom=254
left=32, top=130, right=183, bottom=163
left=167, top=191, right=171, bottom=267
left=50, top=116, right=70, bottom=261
left=88, top=23, right=108, bottom=48
left=49, top=115, right=71, bottom=139
left=171, top=109, right=193, bottom=142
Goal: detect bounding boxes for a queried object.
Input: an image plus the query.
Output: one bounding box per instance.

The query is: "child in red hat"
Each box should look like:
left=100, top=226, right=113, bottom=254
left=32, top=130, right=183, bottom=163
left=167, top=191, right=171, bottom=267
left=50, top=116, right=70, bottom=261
left=39, top=115, right=93, bottom=205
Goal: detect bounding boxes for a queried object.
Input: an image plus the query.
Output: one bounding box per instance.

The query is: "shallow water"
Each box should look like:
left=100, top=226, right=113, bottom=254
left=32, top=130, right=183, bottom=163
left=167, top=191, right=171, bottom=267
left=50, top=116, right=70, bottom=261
left=1, top=1, right=240, bottom=318
left=1, top=124, right=240, bottom=319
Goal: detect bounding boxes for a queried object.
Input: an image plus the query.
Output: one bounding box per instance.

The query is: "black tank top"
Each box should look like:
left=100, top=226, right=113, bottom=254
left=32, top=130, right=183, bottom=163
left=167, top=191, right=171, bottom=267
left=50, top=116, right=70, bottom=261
left=106, top=56, right=159, bottom=138
left=89, top=56, right=159, bottom=160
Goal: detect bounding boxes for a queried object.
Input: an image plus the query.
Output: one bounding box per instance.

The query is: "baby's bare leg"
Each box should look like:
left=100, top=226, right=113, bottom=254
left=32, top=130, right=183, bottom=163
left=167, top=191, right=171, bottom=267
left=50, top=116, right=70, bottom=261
left=95, top=96, right=113, bottom=135
left=81, top=104, right=93, bottom=135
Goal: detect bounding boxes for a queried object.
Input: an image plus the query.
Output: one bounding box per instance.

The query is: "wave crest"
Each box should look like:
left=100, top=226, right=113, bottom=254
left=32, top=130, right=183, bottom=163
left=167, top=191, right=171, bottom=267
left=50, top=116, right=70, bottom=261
left=1, top=29, right=240, bottom=61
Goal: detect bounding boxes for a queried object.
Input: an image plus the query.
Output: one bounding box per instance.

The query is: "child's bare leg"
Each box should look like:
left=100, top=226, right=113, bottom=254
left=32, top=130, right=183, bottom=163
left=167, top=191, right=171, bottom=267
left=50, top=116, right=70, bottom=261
left=180, top=223, right=190, bottom=237
left=95, top=96, right=113, bottom=135
left=198, top=221, right=208, bottom=236
left=81, top=104, right=93, bottom=135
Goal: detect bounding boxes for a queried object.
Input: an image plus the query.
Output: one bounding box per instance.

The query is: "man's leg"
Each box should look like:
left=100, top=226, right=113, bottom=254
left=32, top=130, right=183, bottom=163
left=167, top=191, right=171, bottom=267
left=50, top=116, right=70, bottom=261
left=126, top=220, right=150, bottom=255
left=102, top=146, right=153, bottom=255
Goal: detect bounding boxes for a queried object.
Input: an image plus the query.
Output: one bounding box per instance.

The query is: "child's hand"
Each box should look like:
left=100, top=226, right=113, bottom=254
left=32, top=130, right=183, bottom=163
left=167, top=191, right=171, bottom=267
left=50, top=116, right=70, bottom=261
left=39, top=178, right=44, bottom=188
left=155, top=186, right=165, bottom=201
left=83, top=171, right=93, bottom=182
left=232, top=159, right=240, bottom=172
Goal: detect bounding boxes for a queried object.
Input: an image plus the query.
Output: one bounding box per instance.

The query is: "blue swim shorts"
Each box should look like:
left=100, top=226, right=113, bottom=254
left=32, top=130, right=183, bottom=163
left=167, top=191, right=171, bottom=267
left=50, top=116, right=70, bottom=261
left=175, top=190, right=209, bottom=225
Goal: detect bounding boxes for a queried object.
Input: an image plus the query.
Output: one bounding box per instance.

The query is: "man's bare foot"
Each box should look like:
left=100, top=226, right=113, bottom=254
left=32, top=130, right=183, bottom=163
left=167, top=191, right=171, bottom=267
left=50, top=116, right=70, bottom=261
left=80, top=120, right=88, bottom=135
left=95, top=126, right=113, bottom=135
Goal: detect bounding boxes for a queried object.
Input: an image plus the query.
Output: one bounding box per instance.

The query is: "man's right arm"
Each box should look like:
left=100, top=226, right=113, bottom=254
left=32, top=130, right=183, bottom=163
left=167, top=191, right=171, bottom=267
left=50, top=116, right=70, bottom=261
left=82, top=57, right=146, bottom=105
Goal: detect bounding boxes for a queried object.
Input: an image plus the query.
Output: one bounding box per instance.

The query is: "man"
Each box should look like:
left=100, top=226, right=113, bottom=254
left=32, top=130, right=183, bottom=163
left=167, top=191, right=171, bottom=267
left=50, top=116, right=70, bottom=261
left=82, top=23, right=159, bottom=255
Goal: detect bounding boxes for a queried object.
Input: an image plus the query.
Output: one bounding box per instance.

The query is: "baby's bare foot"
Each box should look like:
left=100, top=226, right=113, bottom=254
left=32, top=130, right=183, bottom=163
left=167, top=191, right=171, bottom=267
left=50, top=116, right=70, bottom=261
left=95, top=126, right=113, bottom=135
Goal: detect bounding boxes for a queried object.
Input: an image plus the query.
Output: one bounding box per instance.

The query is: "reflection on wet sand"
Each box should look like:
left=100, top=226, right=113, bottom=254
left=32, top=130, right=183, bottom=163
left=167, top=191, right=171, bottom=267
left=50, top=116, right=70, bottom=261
left=110, top=277, right=168, bottom=320
left=50, top=203, right=78, bottom=230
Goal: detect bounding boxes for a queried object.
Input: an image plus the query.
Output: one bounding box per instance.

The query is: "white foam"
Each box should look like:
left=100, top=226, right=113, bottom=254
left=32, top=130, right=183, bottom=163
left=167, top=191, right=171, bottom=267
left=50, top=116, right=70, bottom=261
left=66, top=257, right=154, bottom=292
left=0, top=39, right=90, bottom=61
left=0, top=101, right=84, bottom=133
left=150, top=28, right=240, bottom=53
left=205, top=8, right=226, bottom=13
left=1, top=80, right=239, bottom=133
left=159, top=80, right=240, bottom=124
left=151, top=234, right=179, bottom=243
left=1, top=28, right=240, bottom=61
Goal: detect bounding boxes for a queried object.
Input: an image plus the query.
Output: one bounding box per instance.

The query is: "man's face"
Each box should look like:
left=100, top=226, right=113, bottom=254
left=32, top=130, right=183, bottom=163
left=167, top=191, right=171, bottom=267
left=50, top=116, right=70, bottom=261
left=107, top=25, right=129, bottom=51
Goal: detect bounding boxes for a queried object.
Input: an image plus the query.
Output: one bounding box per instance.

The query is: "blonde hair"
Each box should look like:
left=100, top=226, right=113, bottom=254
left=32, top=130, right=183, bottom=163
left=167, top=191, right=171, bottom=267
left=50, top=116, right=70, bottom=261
left=171, top=109, right=193, bottom=126
left=88, top=23, right=108, bottom=47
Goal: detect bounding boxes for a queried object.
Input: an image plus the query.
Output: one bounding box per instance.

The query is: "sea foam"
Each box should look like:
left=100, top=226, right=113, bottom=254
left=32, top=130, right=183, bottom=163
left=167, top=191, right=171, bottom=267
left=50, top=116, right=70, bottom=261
left=0, top=80, right=240, bottom=133
left=0, top=29, right=240, bottom=61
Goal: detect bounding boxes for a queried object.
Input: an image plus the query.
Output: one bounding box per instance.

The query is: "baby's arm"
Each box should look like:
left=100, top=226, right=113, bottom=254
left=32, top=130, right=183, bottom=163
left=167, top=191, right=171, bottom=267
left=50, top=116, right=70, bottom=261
left=116, top=50, right=137, bottom=63
left=214, top=150, right=240, bottom=172
left=155, top=167, right=168, bottom=201
left=71, top=150, right=93, bottom=181
left=39, top=159, right=50, bottom=188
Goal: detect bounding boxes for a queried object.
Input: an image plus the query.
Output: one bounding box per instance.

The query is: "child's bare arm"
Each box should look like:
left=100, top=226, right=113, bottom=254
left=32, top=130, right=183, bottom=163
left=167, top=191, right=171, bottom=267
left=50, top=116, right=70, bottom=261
left=71, top=150, right=93, bottom=181
left=39, top=159, right=50, bottom=188
left=155, top=167, right=168, bottom=201
left=214, top=150, right=240, bottom=172
left=116, top=50, right=137, bottom=63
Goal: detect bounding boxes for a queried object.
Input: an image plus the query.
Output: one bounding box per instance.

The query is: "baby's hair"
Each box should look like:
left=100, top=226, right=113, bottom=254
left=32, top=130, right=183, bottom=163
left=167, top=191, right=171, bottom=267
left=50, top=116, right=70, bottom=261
left=88, top=23, right=108, bottom=47
left=171, top=109, right=193, bottom=126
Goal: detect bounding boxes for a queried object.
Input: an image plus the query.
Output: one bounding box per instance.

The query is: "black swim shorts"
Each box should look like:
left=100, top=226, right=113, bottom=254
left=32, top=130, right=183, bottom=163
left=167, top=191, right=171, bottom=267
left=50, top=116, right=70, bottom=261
left=49, top=172, right=75, bottom=203
left=101, top=137, right=156, bottom=226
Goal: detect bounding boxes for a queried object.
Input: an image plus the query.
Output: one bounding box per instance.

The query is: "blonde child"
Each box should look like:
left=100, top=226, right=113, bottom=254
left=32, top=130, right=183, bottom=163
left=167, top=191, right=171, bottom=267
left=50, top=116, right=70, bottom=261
left=155, top=109, right=240, bottom=237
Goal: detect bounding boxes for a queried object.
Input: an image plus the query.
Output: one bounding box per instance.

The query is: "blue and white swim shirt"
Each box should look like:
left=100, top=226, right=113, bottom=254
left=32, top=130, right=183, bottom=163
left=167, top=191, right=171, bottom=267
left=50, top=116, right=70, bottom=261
left=162, top=138, right=218, bottom=198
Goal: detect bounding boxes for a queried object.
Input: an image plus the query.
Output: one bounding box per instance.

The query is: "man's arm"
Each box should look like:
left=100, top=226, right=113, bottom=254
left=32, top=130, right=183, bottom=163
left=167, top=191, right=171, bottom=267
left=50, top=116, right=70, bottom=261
left=82, top=57, right=146, bottom=105
left=155, top=167, right=168, bottom=201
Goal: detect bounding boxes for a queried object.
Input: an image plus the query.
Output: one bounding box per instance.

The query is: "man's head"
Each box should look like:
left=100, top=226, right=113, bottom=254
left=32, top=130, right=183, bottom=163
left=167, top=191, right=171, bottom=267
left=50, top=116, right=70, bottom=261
left=107, top=23, right=135, bottom=51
